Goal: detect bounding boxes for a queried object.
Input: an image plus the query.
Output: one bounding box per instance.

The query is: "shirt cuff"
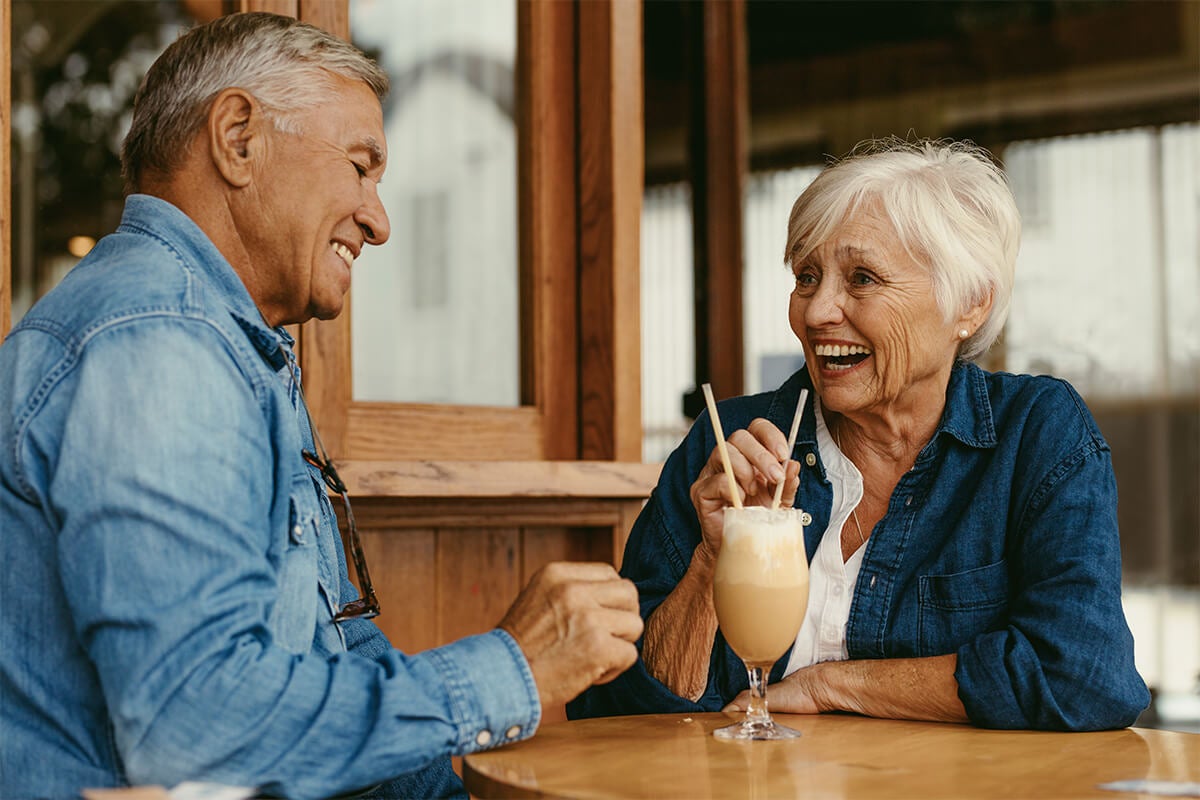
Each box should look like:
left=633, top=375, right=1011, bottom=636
left=423, top=628, right=541, bottom=753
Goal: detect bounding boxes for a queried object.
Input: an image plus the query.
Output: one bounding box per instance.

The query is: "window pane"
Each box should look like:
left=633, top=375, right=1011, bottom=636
left=1005, top=125, right=1200, bottom=398
left=349, top=0, right=519, bottom=406
left=640, top=183, right=695, bottom=463
left=743, top=166, right=822, bottom=395
left=9, top=1, right=189, bottom=326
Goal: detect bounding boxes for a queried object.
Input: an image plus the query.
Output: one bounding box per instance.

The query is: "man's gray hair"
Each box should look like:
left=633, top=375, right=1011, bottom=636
left=121, top=12, right=389, bottom=194
left=784, top=137, right=1021, bottom=361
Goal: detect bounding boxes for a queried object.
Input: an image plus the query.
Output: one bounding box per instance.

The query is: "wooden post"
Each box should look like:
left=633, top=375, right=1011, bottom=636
left=578, top=0, right=644, bottom=461
left=686, top=0, right=748, bottom=406
left=1, top=0, right=11, bottom=342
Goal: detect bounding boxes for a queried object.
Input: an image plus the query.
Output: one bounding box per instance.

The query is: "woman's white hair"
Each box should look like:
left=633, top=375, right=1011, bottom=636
left=121, top=12, right=389, bottom=194
left=784, top=137, right=1021, bottom=361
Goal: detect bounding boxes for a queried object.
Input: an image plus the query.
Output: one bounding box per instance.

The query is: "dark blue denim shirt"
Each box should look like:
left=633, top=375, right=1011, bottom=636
left=570, top=364, right=1150, bottom=731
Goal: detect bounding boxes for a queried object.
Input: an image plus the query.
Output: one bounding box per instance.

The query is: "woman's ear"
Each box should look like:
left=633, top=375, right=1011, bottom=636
left=958, top=289, right=995, bottom=339
left=208, top=87, right=260, bottom=188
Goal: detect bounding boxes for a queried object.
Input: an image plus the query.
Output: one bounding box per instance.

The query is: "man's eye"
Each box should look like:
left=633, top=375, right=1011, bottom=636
left=352, top=162, right=368, bottom=177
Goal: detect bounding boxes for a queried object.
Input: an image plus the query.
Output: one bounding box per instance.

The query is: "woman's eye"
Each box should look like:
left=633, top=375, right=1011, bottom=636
left=794, top=269, right=818, bottom=287
left=850, top=269, right=877, bottom=287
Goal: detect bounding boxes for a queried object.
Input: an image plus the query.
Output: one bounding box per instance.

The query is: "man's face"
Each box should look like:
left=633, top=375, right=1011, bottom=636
left=244, top=74, right=390, bottom=326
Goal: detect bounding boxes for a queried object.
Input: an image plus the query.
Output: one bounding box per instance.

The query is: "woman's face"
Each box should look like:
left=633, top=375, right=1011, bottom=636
left=788, top=206, right=969, bottom=420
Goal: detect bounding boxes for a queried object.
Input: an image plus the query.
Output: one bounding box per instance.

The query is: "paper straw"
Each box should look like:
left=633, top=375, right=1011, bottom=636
left=772, top=388, right=810, bottom=510
left=701, top=383, right=743, bottom=510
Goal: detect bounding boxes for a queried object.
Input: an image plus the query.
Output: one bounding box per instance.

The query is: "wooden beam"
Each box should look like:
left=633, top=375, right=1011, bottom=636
left=335, top=459, right=661, bottom=499
left=286, top=0, right=351, bottom=456
left=520, top=0, right=579, bottom=459
left=1, top=0, right=10, bottom=342
left=578, top=0, right=644, bottom=461
left=687, top=0, right=748, bottom=406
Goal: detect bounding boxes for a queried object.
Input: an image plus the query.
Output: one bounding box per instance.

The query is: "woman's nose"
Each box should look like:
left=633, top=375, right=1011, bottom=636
left=805, top=280, right=845, bottom=326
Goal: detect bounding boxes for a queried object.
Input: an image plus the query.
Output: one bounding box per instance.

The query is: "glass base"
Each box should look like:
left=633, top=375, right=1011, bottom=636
left=713, top=717, right=803, bottom=741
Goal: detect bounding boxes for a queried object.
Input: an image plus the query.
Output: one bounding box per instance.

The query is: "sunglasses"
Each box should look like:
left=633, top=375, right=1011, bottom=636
left=295, top=379, right=380, bottom=623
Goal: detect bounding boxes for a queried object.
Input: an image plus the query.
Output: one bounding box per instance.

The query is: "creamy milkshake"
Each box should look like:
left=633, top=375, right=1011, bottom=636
left=713, top=506, right=810, bottom=666
left=711, top=505, right=809, bottom=741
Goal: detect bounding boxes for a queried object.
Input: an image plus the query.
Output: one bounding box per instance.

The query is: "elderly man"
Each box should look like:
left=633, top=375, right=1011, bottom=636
left=0, top=12, right=641, bottom=800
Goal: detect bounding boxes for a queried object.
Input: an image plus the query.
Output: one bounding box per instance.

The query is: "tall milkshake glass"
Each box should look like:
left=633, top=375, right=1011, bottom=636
left=712, top=505, right=809, bottom=740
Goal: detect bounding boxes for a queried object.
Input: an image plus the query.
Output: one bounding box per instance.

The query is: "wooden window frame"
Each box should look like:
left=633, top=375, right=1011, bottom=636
left=0, top=0, right=645, bottom=472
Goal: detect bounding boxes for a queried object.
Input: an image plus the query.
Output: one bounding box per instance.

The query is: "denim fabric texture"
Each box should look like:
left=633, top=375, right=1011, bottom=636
left=0, top=195, right=538, bottom=799
left=568, top=364, right=1150, bottom=731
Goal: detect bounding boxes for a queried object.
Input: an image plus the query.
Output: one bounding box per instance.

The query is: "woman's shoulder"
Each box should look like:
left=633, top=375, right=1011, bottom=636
left=971, top=365, right=1106, bottom=450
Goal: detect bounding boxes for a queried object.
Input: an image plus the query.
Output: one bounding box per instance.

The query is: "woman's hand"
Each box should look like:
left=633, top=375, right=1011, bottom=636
left=723, top=663, right=828, bottom=715
left=689, top=417, right=801, bottom=560
left=723, top=657, right=969, bottom=723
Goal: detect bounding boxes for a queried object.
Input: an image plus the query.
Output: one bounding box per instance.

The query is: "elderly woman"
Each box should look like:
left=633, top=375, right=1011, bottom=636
left=569, top=138, right=1149, bottom=731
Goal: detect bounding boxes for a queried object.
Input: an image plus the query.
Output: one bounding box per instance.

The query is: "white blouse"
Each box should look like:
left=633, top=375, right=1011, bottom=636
left=783, top=399, right=866, bottom=676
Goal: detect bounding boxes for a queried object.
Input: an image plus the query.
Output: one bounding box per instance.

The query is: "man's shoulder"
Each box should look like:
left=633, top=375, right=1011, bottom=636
left=16, top=230, right=214, bottom=344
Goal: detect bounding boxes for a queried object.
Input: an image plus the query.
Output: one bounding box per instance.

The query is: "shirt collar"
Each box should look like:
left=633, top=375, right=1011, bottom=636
left=937, top=361, right=998, bottom=449
left=118, top=194, right=294, bottom=370
left=764, top=359, right=998, bottom=474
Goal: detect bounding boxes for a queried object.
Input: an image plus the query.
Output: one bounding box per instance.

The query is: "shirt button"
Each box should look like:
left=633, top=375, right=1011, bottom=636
left=904, top=496, right=912, bottom=506
left=822, top=625, right=837, bottom=640
left=805, top=453, right=817, bottom=467
left=505, top=725, right=522, bottom=739
left=800, top=512, right=812, bottom=526
left=292, top=525, right=303, bottom=540
left=475, top=730, right=493, bottom=747
left=832, top=584, right=843, bottom=596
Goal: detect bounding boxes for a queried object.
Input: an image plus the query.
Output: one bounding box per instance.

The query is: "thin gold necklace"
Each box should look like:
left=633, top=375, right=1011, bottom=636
left=835, top=425, right=867, bottom=546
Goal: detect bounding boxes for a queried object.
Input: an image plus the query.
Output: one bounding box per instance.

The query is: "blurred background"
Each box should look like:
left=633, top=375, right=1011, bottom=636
left=5, top=0, right=1197, bottom=730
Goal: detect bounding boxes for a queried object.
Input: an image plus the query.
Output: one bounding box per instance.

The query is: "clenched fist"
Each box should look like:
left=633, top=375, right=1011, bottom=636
left=498, top=562, right=643, bottom=712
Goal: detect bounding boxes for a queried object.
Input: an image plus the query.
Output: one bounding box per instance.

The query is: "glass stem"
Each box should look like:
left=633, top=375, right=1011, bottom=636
left=745, top=664, right=771, bottom=725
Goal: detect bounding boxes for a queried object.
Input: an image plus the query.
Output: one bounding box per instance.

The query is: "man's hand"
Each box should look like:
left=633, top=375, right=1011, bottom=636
left=498, top=562, right=643, bottom=711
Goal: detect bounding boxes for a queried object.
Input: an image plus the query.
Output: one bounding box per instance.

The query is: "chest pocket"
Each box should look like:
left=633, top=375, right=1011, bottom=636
left=917, top=560, right=1010, bottom=657
left=267, top=488, right=320, bottom=654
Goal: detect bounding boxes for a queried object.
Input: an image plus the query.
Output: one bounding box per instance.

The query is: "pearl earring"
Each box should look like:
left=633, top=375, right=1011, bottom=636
left=958, top=329, right=970, bottom=339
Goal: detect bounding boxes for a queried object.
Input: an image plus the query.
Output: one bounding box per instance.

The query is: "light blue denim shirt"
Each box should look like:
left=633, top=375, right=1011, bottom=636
left=0, top=195, right=540, bottom=799
left=569, top=365, right=1150, bottom=731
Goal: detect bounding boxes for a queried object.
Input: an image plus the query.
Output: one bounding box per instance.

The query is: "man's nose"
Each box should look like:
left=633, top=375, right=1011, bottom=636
left=357, top=182, right=390, bottom=246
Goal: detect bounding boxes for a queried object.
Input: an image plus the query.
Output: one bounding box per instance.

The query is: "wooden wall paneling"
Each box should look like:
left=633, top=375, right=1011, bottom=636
left=297, top=0, right=347, bottom=35
left=688, top=0, right=748, bottom=400
left=520, top=0, right=579, bottom=459
left=360, top=527, right=439, bottom=654
left=521, top=527, right=593, bottom=579
left=1, top=0, right=10, bottom=342
left=241, top=0, right=298, bottom=16
left=436, top=528, right=522, bottom=644
left=577, top=0, right=644, bottom=462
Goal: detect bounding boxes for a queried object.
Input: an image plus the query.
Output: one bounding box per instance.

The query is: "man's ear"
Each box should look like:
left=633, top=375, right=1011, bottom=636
left=208, top=87, right=261, bottom=188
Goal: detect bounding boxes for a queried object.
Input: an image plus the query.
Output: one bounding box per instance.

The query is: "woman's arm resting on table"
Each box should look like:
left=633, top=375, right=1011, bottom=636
left=641, top=547, right=720, bottom=702
left=726, top=655, right=969, bottom=723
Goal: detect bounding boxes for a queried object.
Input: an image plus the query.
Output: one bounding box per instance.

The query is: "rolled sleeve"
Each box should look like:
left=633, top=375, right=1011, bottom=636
left=954, top=440, right=1149, bottom=731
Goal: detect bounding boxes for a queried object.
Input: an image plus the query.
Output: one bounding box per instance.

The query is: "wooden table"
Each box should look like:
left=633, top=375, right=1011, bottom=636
left=463, top=712, right=1200, bottom=799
